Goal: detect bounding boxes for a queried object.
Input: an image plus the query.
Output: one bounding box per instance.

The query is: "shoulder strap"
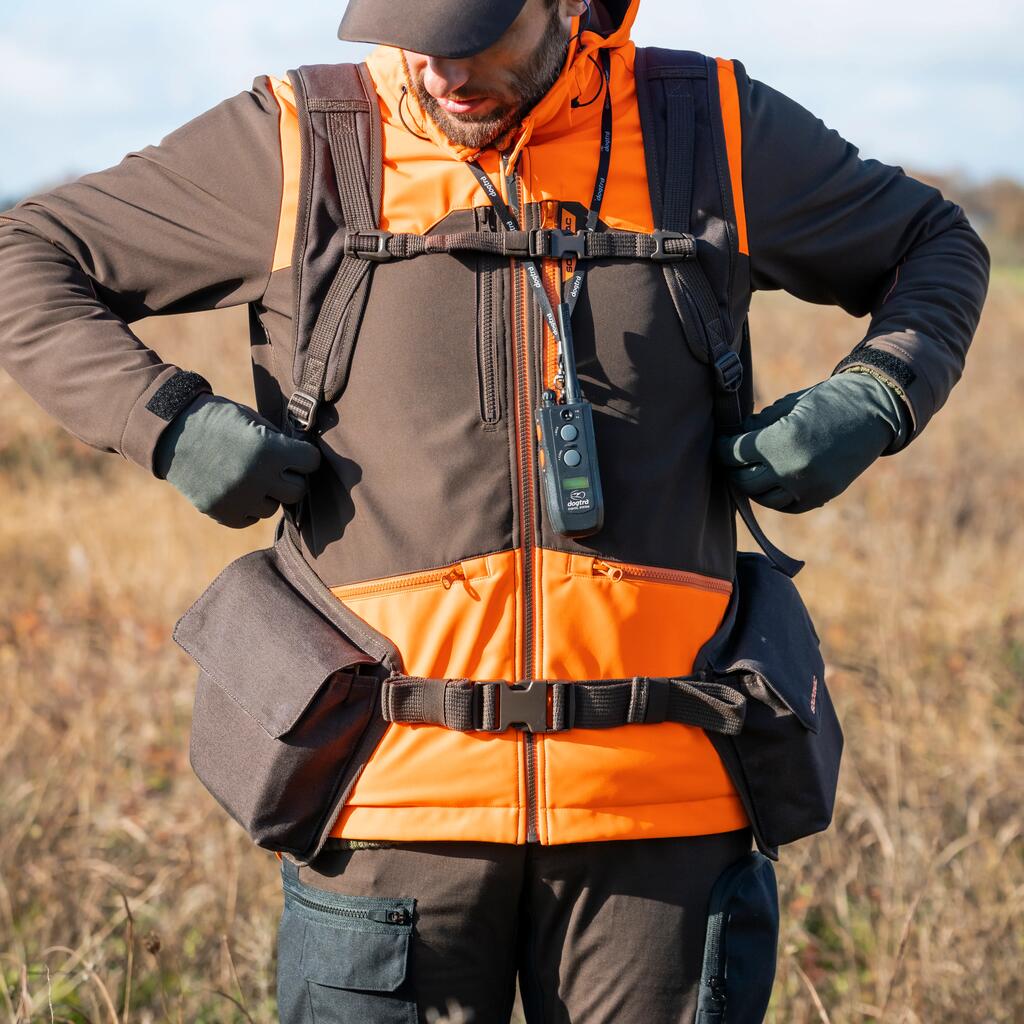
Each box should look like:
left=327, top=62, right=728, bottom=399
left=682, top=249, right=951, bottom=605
left=634, top=49, right=743, bottom=422
left=285, top=62, right=382, bottom=434
left=635, top=47, right=804, bottom=577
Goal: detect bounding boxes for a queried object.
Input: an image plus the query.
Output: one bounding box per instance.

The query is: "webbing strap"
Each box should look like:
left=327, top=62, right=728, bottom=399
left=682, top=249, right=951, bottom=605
left=380, top=674, right=746, bottom=736
left=287, top=99, right=377, bottom=434
left=340, top=226, right=696, bottom=263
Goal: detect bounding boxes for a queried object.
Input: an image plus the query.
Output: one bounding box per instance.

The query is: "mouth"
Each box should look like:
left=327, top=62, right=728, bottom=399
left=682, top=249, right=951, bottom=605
left=435, top=95, right=495, bottom=116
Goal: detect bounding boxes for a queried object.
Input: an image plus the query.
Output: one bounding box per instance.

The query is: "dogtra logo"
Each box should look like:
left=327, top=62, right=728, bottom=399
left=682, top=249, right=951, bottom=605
left=570, top=490, right=587, bottom=500
left=810, top=674, right=819, bottom=714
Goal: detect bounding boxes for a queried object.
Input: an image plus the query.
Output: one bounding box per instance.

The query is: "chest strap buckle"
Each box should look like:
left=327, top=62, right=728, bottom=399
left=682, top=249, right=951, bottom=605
left=531, top=228, right=589, bottom=260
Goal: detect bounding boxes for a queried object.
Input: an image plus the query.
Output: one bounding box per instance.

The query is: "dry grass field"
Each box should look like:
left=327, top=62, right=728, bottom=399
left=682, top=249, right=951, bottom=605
left=1, top=263, right=1021, bottom=1022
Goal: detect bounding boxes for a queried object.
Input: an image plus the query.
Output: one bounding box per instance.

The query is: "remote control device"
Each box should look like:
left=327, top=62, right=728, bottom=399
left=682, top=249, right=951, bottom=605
left=535, top=302, right=605, bottom=538
left=536, top=395, right=604, bottom=538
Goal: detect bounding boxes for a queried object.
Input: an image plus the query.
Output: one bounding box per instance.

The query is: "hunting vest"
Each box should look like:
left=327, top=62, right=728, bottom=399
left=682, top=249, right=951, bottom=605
left=246, top=36, right=797, bottom=846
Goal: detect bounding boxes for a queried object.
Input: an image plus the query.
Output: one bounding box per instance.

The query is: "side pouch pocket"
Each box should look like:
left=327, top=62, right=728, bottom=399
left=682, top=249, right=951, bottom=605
left=173, top=540, right=386, bottom=864
left=699, top=551, right=844, bottom=857
left=696, top=851, right=779, bottom=1023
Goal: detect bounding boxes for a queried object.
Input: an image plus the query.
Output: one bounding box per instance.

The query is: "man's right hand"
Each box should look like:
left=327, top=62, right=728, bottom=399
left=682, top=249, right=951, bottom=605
left=153, top=393, right=321, bottom=528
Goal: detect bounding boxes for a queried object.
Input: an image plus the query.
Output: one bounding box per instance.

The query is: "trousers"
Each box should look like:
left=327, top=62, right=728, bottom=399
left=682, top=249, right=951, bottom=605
left=275, top=826, right=766, bottom=1023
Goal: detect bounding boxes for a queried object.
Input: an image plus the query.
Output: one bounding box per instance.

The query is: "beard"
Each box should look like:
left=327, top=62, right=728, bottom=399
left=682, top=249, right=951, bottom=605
left=407, top=6, right=571, bottom=150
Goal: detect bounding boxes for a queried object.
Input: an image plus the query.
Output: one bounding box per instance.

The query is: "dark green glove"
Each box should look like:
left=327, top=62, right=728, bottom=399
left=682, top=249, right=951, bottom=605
left=153, top=393, right=321, bottom=528
left=715, top=371, right=910, bottom=514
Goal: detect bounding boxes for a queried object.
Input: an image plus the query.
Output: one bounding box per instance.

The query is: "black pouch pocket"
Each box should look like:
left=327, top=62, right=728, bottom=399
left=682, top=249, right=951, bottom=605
left=697, top=551, right=844, bottom=858
left=696, top=851, right=779, bottom=1023
left=278, top=860, right=416, bottom=1024
left=173, top=519, right=398, bottom=865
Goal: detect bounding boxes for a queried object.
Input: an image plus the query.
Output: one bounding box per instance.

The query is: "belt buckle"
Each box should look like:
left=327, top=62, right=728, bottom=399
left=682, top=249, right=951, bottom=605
left=497, top=680, right=550, bottom=733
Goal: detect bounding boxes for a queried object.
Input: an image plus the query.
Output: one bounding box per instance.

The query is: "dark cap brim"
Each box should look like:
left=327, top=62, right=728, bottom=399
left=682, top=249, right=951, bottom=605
left=338, top=0, right=528, bottom=59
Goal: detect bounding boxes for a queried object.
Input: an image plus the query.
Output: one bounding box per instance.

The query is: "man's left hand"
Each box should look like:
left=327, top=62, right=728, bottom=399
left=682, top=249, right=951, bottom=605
left=715, top=372, right=910, bottom=514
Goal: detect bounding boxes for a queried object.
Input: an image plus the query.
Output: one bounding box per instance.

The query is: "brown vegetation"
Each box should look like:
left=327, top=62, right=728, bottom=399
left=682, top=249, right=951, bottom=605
left=1, top=261, right=1021, bottom=1020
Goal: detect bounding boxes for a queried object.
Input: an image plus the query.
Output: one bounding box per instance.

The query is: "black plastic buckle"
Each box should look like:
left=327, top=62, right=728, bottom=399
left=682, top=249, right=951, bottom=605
left=714, top=350, right=744, bottom=393
left=344, top=229, right=394, bottom=262
left=496, top=680, right=551, bottom=733
left=544, top=229, right=589, bottom=260
left=650, top=229, right=694, bottom=262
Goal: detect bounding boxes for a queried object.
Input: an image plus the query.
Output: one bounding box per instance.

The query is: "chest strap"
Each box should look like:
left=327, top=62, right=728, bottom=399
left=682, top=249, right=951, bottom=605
left=341, top=226, right=696, bottom=263
left=380, top=673, right=745, bottom=736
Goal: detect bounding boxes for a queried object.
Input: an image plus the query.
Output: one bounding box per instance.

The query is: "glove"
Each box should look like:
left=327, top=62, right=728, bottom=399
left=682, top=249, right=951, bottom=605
left=153, top=392, right=321, bottom=528
left=715, top=371, right=910, bottom=514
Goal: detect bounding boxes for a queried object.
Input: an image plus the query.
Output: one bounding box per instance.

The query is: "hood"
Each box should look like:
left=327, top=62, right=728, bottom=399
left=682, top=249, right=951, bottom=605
left=365, top=0, right=641, bottom=163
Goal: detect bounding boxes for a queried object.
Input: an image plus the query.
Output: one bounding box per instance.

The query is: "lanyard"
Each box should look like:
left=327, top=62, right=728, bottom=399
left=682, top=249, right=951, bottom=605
left=467, top=48, right=613, bottom=352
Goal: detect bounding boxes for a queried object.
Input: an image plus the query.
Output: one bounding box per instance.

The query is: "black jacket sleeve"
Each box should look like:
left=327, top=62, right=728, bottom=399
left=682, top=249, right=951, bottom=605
left=733, top=60, right=991, bottom=450
left=0, top=75, right=284, bottom=475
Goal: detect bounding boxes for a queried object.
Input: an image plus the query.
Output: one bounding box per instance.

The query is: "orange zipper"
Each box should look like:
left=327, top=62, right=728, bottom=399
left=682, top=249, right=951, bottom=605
left=586, top=556, right=733, bottom=595
left=331, top=559, right=488, bottom=601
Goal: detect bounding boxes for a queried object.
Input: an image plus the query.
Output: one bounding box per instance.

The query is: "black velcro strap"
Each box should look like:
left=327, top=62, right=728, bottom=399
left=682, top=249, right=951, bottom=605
left=833, top=347, right=917, bottom=392
left=144, top=369, right=212, bottom=422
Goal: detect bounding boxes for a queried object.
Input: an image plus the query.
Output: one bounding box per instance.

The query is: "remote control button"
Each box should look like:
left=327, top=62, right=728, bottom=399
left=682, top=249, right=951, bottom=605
left=563, top=448, right=582, bottom=467
left=559, top=423, right=579, bottom=442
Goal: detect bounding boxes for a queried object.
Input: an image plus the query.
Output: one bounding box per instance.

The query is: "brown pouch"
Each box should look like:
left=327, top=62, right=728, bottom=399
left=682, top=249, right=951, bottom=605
left=172, top=518, right=398, bottom=864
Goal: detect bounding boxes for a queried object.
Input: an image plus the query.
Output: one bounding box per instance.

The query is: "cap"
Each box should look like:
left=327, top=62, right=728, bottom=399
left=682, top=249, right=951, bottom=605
left=338, top=0, right=529, bottom=59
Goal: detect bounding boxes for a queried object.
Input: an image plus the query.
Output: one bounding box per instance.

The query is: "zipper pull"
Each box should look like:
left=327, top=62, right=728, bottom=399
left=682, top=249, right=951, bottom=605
left=592, top=558, right=624, bottom=581
left=369, top=907, right=410, bottom=925
left=440, top=565, right=467, bottom=590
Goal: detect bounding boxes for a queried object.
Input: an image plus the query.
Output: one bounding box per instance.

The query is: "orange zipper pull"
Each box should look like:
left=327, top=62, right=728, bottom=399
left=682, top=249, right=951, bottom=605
left=591, top=558, right=624, bottom=582
left=440, top=565, right=467, bottom=590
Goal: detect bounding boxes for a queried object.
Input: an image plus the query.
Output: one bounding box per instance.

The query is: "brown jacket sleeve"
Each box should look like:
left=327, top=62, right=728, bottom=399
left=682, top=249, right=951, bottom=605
left=0, top=75, right=284, bottom=475
left=734, top=61, right=991, bottom=450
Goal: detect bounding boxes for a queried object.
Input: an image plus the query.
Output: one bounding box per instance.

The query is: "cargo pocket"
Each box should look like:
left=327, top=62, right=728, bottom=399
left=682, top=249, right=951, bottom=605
left=173, top=539, right=390, bottom=864
left=695, top=851, right=779, bottom=1023
left=278, top=865, right=416, bottom=1024
left=697, top=552, right=844, bottom=857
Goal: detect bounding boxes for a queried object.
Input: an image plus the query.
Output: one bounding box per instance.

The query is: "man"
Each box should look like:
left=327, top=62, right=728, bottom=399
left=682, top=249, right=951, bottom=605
left=0, top=0, right=989, bottom=1020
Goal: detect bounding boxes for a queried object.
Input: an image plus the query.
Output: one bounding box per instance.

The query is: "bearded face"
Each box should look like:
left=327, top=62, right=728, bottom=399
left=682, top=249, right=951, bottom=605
left=403, top=0, right=572, bottom=150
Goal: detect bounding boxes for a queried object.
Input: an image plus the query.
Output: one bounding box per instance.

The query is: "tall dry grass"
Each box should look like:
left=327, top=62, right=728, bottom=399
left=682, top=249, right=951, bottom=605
left=1, top=269, right=1021, bottom=1022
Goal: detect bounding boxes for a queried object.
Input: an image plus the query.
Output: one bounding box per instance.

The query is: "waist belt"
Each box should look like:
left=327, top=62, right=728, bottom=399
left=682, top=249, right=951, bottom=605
left=380, top=674, right=745, bottom=736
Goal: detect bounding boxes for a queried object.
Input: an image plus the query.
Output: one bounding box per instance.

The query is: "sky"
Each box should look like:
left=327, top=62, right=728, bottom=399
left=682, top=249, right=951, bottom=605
left=1, top=0, right=1021, bottom=198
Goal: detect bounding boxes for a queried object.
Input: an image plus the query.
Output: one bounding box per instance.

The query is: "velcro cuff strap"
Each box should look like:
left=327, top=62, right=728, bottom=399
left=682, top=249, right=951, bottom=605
left=144, top=369, right=213, bottom=422
left=833, top=347, right=917, bottom=393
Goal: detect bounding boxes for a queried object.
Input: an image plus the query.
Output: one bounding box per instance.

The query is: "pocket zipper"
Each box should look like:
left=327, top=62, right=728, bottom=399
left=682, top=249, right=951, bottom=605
left=286, top=886, right=410, bottom=926
left=332, top=560, right=487, bottom=601
left=588, top=557, right=732, bottom=595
